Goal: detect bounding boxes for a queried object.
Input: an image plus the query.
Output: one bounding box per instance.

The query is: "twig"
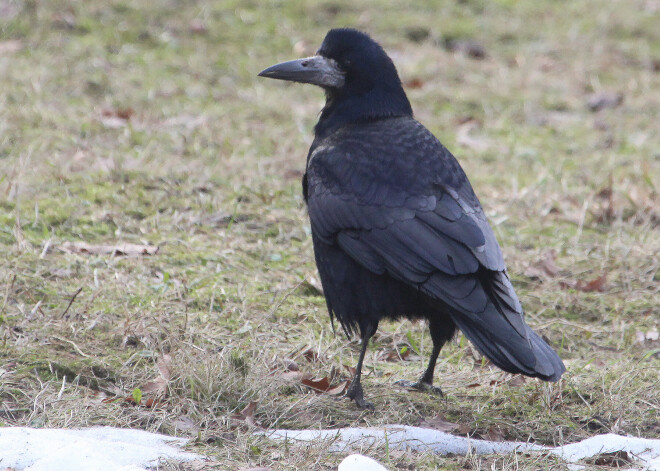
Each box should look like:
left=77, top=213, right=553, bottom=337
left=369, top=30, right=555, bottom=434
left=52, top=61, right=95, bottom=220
left=61, top=287, right=83, bottom=318
left=53, top=336, right=89, bottom=358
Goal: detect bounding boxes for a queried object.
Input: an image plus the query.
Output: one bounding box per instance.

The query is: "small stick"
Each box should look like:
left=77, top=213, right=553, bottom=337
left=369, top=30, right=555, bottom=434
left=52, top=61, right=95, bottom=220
left=61, top=287, right=83, bottom=318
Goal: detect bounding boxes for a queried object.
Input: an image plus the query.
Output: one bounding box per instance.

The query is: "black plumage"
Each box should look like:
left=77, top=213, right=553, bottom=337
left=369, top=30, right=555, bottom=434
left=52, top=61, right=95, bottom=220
left=259, top=28, right=565, bottom=409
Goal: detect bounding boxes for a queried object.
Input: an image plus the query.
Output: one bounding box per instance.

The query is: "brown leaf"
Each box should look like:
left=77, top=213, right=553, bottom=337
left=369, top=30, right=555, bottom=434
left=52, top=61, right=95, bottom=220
left=230, top=401, right=260, bottom=428
left=144, top=398, right=164, bottom=408
left=102, top=107, right=134, bottom=120
left=419, top=415, right=460, bottom=432
left=576, top=273, right=607, bottom=292
left=141, top=377, right=168, bottom=396
left=301, top=347, right=320, bottom=363
left=140, top=354, right=172, bottom=397
left=301, top=376, right=331, bottom=393
left=60, top=241, right=158, bottom=257
left=326, top=380, right=350, bottom=396
left=405, top=78, right=424, bottom=89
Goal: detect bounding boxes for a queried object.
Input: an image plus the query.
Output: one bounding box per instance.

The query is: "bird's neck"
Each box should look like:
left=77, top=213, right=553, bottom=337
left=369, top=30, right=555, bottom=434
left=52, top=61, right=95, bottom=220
left=315, top=87, right=413, bottom=139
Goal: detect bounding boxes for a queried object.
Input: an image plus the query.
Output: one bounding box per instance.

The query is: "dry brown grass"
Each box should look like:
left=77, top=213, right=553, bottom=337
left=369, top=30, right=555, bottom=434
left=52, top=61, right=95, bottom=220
left=0, top=0, right=658, bottom=469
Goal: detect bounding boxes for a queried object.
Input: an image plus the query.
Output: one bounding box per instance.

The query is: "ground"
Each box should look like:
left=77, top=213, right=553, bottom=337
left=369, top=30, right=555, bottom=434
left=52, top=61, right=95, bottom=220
left=0, top=0, right=658, bottom=470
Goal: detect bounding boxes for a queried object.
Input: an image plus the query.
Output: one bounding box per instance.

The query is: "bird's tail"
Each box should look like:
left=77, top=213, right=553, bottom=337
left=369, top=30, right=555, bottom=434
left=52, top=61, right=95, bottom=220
left=425, top=270, right=565, bottom=381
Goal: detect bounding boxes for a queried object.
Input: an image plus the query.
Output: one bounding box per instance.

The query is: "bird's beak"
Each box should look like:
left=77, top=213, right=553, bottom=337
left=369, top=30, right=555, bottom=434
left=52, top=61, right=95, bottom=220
left=258, top=56, right=345, bottom=88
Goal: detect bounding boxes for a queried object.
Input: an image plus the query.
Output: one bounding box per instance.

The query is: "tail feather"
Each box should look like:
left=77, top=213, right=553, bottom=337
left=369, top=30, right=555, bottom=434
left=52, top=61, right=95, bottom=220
left=424, top=270, right=566, bottom=381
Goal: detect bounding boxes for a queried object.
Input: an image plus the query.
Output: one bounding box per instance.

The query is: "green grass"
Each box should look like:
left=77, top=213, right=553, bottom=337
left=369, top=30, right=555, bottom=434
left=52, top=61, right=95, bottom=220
left=1, top=0, right=658, bottom=469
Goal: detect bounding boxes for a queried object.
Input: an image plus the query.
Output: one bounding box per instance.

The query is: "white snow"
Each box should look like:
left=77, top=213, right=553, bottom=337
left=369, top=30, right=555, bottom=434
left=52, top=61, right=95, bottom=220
left=262, top=426, right=660, bottom=471
left=2, top=425, right=659, bottom=471
left=0, top=426, right=202, bottom=471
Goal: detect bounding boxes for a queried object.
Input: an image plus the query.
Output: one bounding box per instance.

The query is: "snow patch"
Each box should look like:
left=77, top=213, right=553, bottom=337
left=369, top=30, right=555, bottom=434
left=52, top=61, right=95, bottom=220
left=0, top=426, right=202, bottom=471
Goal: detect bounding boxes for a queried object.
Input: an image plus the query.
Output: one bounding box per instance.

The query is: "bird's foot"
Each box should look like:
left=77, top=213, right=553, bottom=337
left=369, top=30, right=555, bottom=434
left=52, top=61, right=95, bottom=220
left=395, top=379, right=444, bottom=396
left=345, top=380, right=375, bottom=411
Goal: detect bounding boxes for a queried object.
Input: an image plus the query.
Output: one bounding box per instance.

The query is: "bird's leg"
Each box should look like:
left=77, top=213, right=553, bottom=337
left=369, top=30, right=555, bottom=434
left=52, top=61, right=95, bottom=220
left=396, top=320, right=454, bottom=396
left=345, top=332, right=375, bottom=410
left=396, top=343, right=444, bottom=396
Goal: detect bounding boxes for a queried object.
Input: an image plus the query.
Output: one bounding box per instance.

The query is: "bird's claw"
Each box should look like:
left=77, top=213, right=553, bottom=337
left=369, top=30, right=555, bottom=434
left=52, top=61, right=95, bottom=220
left=395, top=379, right=444, bottom=396
left=346, top=381, right=375, bottom=411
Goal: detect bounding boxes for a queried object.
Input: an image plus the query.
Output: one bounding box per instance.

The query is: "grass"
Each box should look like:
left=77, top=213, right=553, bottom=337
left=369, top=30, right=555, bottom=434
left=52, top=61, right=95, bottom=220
left=1, top=0, right=658, bottom=469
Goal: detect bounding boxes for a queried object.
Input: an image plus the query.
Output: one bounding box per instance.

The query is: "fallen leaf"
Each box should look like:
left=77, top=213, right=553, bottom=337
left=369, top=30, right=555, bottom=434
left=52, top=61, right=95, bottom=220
left=419, top=415, right=460, bottom=432
left=326, top=380, right=350, bottom=396
left=576, top=273, right=607, bottom=292
left=141, top=376, right=168, bottom=396
left=230, top=401, right=260, bottom=428
left=301, top=347, right=320, bottom=363
left=60, top=241, right=158, bottom=257
left=344, top=364, right=356, bottom=376
left=405, top=78, right=424, bottom=89
left=102, top=107, right=134, bottom=120
left=301, top=376, right=331, bottom=392
left=140, top=354, right=172, bottom=397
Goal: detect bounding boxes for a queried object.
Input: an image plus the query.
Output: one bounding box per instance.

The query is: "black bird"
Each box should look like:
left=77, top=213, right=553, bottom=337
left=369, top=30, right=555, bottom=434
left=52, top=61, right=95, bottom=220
left=259, top=28, right=565, bottom=410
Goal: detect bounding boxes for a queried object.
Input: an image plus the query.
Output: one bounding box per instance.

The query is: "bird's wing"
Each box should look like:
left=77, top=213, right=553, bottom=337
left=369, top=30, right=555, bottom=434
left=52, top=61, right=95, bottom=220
left=306, top=120, right=505, bottom=279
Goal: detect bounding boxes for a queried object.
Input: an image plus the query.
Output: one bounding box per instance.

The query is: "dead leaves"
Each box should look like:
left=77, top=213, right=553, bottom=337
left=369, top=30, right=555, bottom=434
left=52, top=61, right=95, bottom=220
left=140, top=354, right=172, bottom=398
left=523, top=250, right=610, bottom=293
left=104, top=355, right=171, bottom=407
left=272, top=347, right=353, bottom=397
left=230, top=401, right=259, bottom=428
left=560, top=272, right=608, bottom=293
left=60, top=241, right=158, bottom=257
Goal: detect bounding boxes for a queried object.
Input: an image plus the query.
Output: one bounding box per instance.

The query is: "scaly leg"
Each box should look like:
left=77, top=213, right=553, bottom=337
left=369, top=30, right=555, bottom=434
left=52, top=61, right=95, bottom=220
left=346, top=331, right=375, bottom=410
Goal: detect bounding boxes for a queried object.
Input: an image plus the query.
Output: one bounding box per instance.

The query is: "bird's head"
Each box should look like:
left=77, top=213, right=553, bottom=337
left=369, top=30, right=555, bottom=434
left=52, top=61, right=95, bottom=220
left=259, top=28, right=412, bottom=137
